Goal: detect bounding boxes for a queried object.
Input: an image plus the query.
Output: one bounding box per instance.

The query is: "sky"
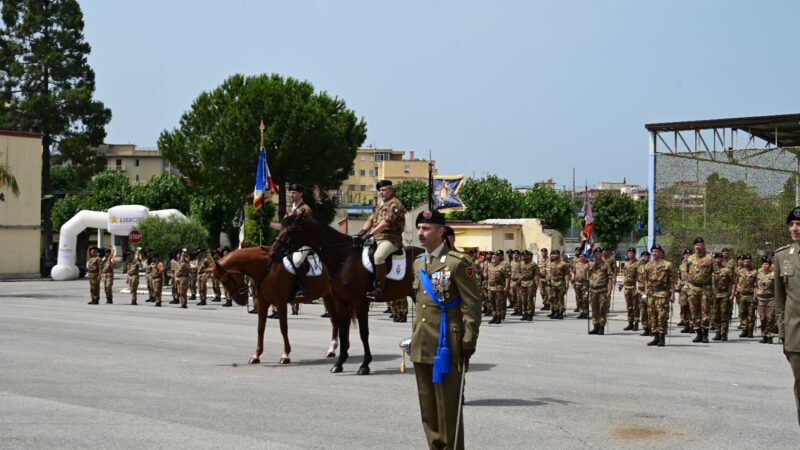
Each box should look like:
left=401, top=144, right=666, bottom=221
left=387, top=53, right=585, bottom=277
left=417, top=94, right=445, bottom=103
left=80, top=0, right=800, bottom=190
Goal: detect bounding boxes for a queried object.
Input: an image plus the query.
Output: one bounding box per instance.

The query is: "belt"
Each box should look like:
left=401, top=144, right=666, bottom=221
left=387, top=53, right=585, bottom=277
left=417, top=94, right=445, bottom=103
left=739, top=290, right=754, bottom=296
left=650, top=286, right=667, bottom=292
left=758, top=294, right=774, bottom=300
left=690, top=282, right=710, bottom=288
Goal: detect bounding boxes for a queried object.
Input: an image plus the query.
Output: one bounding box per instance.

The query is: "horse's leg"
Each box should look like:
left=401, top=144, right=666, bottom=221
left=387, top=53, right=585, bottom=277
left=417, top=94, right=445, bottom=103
left=332, top=300, right=350, bottom=373
left=356, top=301, right=372, bottom=375
left=277, top=299, right=291, bottom=364
left=250, top=296, right=266, bottom=364
left=324, top=295, right=338, bottom=358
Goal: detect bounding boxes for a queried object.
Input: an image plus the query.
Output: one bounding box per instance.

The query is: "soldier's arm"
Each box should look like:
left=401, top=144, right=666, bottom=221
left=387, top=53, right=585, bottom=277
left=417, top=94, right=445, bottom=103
left=456, top=259, right=481, bottom=361
left=774, top=254, right=787, bottom=346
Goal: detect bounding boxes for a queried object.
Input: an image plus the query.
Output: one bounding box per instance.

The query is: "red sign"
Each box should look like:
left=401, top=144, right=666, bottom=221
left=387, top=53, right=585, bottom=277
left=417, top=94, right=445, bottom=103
left=129, top=229, right=142, bottom=245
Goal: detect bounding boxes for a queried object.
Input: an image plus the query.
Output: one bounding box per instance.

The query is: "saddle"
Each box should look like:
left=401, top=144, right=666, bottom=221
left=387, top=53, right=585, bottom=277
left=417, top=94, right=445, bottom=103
left=282, top=253, right=323, bottom=277
left=361, top=245, right=407, bottom=281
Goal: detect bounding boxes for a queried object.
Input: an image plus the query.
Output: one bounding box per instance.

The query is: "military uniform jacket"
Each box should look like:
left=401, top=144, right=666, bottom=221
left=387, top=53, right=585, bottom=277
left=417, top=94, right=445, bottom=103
left=645, top=259, right=673, bottom=295
left=713, top=266, right=734, bottom=297
left=510, top=260, right=521, bottom=284
left=775, top=243, right=800, bottom=351
left=176, top=260, right=191, bottom=278
left=548, top=260, right=569, bottom=288
left=286, top=201, right=312, bottom=219
left=679, top=261, right=689, bottom=288
left=687, top=254, right=714, bottom=287
left=636, top=261, right=650, bottom=293
left=572, top=260, right=589, bottom=283
left=756, top=268, right=775, bottom=299
left=102, top=258, right=114, bottom=275
left=149, top=262, right=164, bottom=283
left=519, top=261, right=539, bottom=287
left=622, top=260, right=639, bottom=288
left=411, top=247, right=482, bottom=365
left=486, top=261, right=509, bottom=290
left=87, top=256, right=100, bottom=275
left=368, top=196, right=406, bottom=247
left=588, top=259, right=613, bottom=291
left=737, top=268, right=757, bottom=295
left=126, top=258, right=141, bottom=277
left=538, top=259, right=550, bottom=286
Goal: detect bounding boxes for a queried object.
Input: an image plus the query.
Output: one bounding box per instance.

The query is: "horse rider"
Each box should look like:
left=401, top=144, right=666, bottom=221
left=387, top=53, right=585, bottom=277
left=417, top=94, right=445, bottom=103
left=357, top=179, right=406, bottom=303
left=270, top=183, right=313, bottom=297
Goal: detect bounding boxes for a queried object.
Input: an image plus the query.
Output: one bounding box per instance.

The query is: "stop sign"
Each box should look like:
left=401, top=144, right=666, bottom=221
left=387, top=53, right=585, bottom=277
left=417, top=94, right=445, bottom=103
left=129, top=229, right=142, bottom=245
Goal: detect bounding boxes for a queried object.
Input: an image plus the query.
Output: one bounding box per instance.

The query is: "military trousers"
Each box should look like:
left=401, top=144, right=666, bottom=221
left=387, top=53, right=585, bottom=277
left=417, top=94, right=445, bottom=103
left=788, top=352, right=800, bottom=427
left=518, top=285, right=533, bottom=315
left=102, top=274, right=114, bottom=301
left=151, top=278, right=163, bottom=305
left=651, top=293, right=670, bottom=333
left=573, top=282, right=588, bottom=313
left=687, top=285, right=712, bottom=331
left=176, top=276, right=189, bottom=305
left=211, top=278, right=221, bottom=299
left=414, top=362, right=465, bottom=450
left=624, top=287, right=639, bottom=323
left=712, top=295, right=732, bottom=332
left=589, top=289, right=608, bottom=327
left=509, top=282, right=519, bottom=311
left=88, top=273, right=100, bottom=302
left=146, top=275, right=154, bottom=299
left=540, top=283, right=550, bottom=306
left=739, top=294, right=756, bottom=329
left=189, top=272, right=197, bottom=298
left=128, top=275, right=139, bottom=302
left=678, top=288, right=690, bottom=324
left=550, top=285, right=565, bottom=313
left=757, top=296, right=775, bottom=337
left=488, top=289, right=505, bottom=319
left=198, top=274, right=208, bottom=301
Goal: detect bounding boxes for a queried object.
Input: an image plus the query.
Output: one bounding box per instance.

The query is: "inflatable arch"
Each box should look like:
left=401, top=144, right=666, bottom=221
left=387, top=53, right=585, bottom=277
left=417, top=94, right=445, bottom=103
left=51, top=205, right=187, bottom=281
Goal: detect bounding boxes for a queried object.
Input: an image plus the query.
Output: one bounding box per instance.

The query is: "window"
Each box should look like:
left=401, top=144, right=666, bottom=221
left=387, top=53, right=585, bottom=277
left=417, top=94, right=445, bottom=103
left=403, top=165, right=410, bottom=174
left=116, top=159, right=122, bottom=166
left=504, top=233, right=514, bottom=241
left=135, top=159, right=140, bottom=167
left=360, top=185, right=366, bottom=191
left=369, top=168, right=377, bottom=177
left=349, top=169, right=355, bottom=176
left=360, top=155, right=366, bottom=161
left=135, top=175, right=140, bottom=182
left=348, top=185, right=355, bottom=191
left=359, top=170, right=365, bottom=176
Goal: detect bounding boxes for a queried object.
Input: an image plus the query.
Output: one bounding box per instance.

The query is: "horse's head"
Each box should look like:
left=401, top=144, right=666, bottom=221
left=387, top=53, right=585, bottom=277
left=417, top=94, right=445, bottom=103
left=269, top=214, right=306, bottom=262
left=212, top=259, right=249, bottom=306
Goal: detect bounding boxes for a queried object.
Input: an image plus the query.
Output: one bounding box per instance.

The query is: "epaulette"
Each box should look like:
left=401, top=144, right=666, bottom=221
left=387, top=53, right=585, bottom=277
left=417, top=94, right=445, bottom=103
left=774, top=244, right=791, bottom=254
left=447, top=250, right=473, bottom=264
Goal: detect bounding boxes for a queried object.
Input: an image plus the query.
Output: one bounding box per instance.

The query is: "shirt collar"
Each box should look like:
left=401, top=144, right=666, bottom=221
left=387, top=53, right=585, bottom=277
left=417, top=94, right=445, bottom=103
left=428, top=242, right=446, bottom=259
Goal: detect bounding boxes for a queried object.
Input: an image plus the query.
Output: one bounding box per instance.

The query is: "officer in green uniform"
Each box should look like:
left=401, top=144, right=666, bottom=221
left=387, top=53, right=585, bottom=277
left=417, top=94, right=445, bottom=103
left=411, top=209, right=481, bottom=450
left=644, top=244, right=674, bottom=347
left=176, top=250, right=191, bottom=308
left=101, top=248, right=115, bottom=304
left=547, top=249, right=569, bottom=319
left=196, top=250, right=210, bottom=306
left=775, top=206, right=800, bottom=426
left=571, top=252, right=590, bottom=320
left=518, top=250, right=539, bottom=321
left=637, top=251, right=651, bottom=336
left=125, top=249, right=142, bottom=305
left=86, top=246, right=101, bottom=304
left=538, top=248, right=550, bottom=311
left=678, top=249, right=692, bottom=333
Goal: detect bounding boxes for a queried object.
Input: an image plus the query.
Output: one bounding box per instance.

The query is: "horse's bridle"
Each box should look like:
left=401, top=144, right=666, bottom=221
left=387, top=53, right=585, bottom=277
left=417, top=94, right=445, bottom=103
left=215, top=258, right=271, bottom=302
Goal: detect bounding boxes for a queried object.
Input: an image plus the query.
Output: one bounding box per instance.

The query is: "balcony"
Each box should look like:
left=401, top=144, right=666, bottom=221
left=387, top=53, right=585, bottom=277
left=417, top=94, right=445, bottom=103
left=106, top=164, right=127, bottom=172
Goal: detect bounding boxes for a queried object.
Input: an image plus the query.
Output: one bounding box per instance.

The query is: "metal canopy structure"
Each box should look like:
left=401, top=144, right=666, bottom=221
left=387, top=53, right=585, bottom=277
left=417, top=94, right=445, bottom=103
left=644, top=113, right=800, bottom=250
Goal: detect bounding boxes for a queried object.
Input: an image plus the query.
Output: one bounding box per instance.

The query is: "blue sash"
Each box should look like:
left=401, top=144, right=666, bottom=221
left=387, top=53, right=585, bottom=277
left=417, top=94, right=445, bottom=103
left=418, top=267, right=461, bottom=384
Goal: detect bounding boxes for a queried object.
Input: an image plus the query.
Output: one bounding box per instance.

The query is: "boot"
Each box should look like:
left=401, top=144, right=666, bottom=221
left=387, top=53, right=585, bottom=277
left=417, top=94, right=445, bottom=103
left=169, top=299, right=179, bottom=304
left=398, top=313, right=407, bottom=323
left=712, top=331, right=722, bottom=341
left=131, top=301, right=137, bottom=306
left=598, top=326, right=605, bottom=335
left=739, top=328, right=748, bottom=338
left=588, top=325, right=599, bottom=335
left=557, top=311, right=564, bottom=320
left=647, top=333, right=660, bottom=346
left=295, top=262, right=310, bottom=298
left=657, top=333, right=666, bottom=347
left=155, top=302, right=161, bottom=307
left=383, top=307, right=392, bottom=314
left=321, top=311, right=329, bottom=318
left=681, top=324, right=693, bottom=333
left=198, top=299, right=207, bottom=306
left=623, top=321, right=634, bottom=331
left=212, top=296, right=221, bottom=302
left=767, top=336, right=774, bottom=344
left=702, top=328, right=709, bottom=343
left=633, top=322, right=639, bottom=331
left=223, top=299, right=232, bottom=307
left=574, top=307, right=580, bottom=312
left=747, top=327, right=755, bottom=338
left=721, top=332, right=728, bottom=342
left=88, top=300, right=98, bottom=305
left=677, top=320, right=685, bottom=326
left=759, top=335, right=768, bottom=343
left=146, top=297, right=155, bottom=303
left=641, top=328, right=651, bottom=337
left=519, top=314, right=527, bottom=321
left=542, top=304, right=550, bottom=311
left=366, top=264, right=386, bottom=302
left=181, top=304, right=187, bottom=309
left=106, top=299, right=113, bottom=304
left=692, top=330, right=703, bottom=343
left=190, top=294, right=196, bottom=300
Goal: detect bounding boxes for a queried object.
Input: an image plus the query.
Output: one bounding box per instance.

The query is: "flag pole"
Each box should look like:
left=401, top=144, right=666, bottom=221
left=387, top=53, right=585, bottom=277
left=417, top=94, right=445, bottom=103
left=258, top=120, right=265, bottom=246
left=428, top=150, right=433, bottom=210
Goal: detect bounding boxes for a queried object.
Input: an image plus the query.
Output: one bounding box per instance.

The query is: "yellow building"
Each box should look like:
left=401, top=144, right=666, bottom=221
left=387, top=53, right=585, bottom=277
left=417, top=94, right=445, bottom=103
left=96, top=144, right=179, bottom=184
left=0, top=130, right=42, bottom=278
left=450, top=219, right=563, bottom=257
left=339, top=148, right=435, bottom=205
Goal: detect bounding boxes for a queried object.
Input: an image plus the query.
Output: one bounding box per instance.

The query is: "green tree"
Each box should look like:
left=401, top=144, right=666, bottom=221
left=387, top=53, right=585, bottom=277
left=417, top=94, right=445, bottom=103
left=518, top=185, right=574, bottom=233
left=87, top=171, right=130, bottom=211
left=135, top=216, right=208, bottom=260
left=634, top=197, right=648, bottom=237
left=453, top=175, right=521, bottom=222
left=51, top=192, right=87, bottom=229
left=189, top=191, right=240, bottom=249
left=0, top=161, right=19, bottom=195
left=128, top=174, right=189, bottom=212
left=242, top=203, right=276, bottom=248
left=394, top=179, right=429, bottom=210
left=158, top=73, right=366, bottom=223
left=0, top=0, right=112, bottom=260
left=50, top=165, right=82, bottom=196
left=592, top=193, right=637, bottom=250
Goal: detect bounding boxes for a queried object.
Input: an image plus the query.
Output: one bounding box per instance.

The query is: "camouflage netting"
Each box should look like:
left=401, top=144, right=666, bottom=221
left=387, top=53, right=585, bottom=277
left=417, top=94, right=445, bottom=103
left=654, top=147, right=799, bottom=263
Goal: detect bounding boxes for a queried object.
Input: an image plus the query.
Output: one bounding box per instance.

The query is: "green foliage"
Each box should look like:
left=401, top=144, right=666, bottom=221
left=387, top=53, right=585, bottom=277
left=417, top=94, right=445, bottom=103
left=51, top=193, right=87, bottom=229
left=518, top=185, right=574, bottom=233
left=189, top=192, right=241, bottom=248
left=634, top=197, right=648, bottom=237
left=592, top=193, right=638, bottom=250
left=394, top=179, right=429, bottom=210
left=158, top=73, right=367, bottom=218
left=87, top=171, right=130, bottom=211
left=50, top=166, right=82, bottom=196
left=135, top=216, right=208, bottom=259
left=128, top=174, right=189, bottom=212
left=0, top=161, right=20, bottom=195
left=306, top=193, right=338, bottom=225
left=453, top=175, right=521, bottom=221
left=242, top=204, right=276, bottom=247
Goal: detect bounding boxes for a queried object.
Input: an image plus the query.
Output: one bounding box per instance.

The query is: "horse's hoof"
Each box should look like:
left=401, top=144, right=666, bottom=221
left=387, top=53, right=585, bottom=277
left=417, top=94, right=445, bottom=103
left=279, top=357, right=291, bottom=365
left=330, top=365, right=343, bottom=373
left=248, top=357, right=260, bottom=364
left=357, top=367, right=371, bottom=375
left=326, top=351, right=336, bottom=358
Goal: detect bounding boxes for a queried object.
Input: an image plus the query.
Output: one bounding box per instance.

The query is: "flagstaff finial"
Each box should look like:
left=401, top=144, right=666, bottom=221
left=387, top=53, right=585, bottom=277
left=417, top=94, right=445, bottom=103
left=259, top=119, right=265, bottom=148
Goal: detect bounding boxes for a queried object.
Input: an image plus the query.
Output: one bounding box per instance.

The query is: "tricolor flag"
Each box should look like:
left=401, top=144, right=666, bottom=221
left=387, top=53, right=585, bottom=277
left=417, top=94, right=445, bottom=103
left=579, top=194, right=594, bottom=257
left=253, top=148, right=275, bottom=209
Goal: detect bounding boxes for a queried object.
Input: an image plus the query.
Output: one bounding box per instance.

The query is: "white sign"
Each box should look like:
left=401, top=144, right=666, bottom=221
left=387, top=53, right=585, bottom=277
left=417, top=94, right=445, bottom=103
left=107, top=205, right=149, bottom=236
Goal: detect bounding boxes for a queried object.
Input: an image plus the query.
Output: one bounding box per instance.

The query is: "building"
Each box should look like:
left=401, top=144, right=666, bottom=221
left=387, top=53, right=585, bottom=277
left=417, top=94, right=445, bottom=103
left=339, top=148, right=435, bottom=205
left=95, top=144, right=179, bottom=184
left=0, top=130, right=42, bottom=278
left=449, top=218, right=563, bottom=258
left=578, top=179, right=648, bottom=201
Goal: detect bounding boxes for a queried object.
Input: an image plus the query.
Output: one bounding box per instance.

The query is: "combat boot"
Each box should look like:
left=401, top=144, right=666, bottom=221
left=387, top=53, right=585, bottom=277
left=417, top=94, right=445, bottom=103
left=511, top=310, right=521, bottom=316
left=519, top=314, right=527, bottom=321
left=525, top=314, right=533, bottom=321
left=721, top=332, right=728, bottom=342
left=87, top=300, right=98, bottom=305
left=146, top=297, right=155, bottom=303
left=488, top=316, right=497, bottom=324
left=169, top=299, right=179, bottom=304
left=548, top=311, right=556, bottom=319
left=692, top=330, right=703, bottom=343
left=223, top=299, right=233, bottom=307
left=739, top=329, right=748, bottom=338
left=574, top=307, right=580, bottom=312
left=702, top=329, right=710, bottom=343
left=681, top=324, right=693, bottom=333
left=558, top=311, right=564, bottom=319
left=212, top=296, right=221, bottom=302
left=588, top=325, right=599, bottom=335
left=598, top=326, right=605, bottom=335
left=677, top=320, right=685, bottom=326
left=198, top=299, right=206, bottom=306
left=383, top=307, right=392, bottom=314
left=106, top=299, right=113, bottom=304
left=712, top=331, right=722, bottom=341
left=633, top=322, right=639, bottom=331
left=759, top=335, right=768, bottom=343
left=767, top=336, right=774, bottom=344
left=624, top=321, right=634, bottom=331
left=641, top=328, right=651, bottom=337
left=747, top=327, right=755, bottom=338
left=657, top=333, right=666, bottom=347
left=647, top=333, right=660, bottom=346
left=542, top=304, right=550, bottom=311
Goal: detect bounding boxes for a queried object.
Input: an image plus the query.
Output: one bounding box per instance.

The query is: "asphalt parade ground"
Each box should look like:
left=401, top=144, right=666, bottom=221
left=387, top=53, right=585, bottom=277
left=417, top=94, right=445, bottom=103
left=1, top=276, right=797, bottom=449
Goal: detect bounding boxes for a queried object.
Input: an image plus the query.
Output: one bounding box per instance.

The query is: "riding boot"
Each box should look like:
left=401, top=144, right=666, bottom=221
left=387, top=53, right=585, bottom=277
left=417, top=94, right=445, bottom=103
left=366, top=264, right=386, bottom=302
left=702, top=328, right=709, bottom=343
left=692, top=330, right=703, bottom=343
left=647, top=333, right=659, bottom=346
left=712, top=331, right=722, bottom=341
left=588, top=325, right=599, bottom=335
left=295, top=261, right=310, bottom=298
left=624, top=321, right=634, bottom=331
left=657, top=333, right=666, bottom=347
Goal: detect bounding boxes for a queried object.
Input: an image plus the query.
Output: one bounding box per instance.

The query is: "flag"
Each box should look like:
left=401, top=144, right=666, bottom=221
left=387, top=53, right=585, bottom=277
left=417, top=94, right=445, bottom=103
left=253, top=148, right=275, bottom=209
left=579, top=194, right=594, bottom=257
left=431, top=175, right=465, bottom=211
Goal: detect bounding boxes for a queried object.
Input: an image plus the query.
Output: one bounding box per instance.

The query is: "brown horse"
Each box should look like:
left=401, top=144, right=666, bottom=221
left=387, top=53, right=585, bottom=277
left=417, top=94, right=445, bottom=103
left=269, top=215, right=424, bottom=375
left=213, top=246, right=338, bottom=364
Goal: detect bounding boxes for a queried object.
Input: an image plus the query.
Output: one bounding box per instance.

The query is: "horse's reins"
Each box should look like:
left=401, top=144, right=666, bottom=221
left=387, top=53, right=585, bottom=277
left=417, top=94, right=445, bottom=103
left=216, top=256, right=272, bottom=302
left=275, top=223, right=362, bottom=280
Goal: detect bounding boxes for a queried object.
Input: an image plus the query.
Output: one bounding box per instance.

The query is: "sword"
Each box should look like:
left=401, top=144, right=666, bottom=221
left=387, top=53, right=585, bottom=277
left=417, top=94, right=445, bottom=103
left=453, top=357, right=467, bottom=450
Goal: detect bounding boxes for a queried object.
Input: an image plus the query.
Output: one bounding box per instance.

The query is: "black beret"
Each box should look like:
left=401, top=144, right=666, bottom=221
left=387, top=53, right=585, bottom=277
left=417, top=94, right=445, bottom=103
left=641, top=251, right=650, bottom=256
left=760, top=255, right=771, bottom=264
left=651, top=244, right=664, bottom=252
left=552, top=249, right=560, bottom=255
left=415, top=209, right=446, bottom=227
left=627, top=247, right=636, bottom=253
left=288, top=183, right=305, bottom=193
left=787, top=206, right=800, bottom=224
left=713, top=252, right=722, bottom=258
left=743, top=254, right=752, bottom=260
left=541, top=248, right=548, bottom=252
left=593, top=247, right=602, bottom=254
left=376, top=179, right=393, bottom=189
left=88, top=246, right=98, bottom=251
left=693, top=237, right=705, bottom=244
left=683, top=248, right=692, bottom=255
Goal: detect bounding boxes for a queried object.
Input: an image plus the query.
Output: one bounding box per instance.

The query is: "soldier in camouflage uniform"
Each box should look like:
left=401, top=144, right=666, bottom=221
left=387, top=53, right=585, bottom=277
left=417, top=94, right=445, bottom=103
left=392, top=297, right=409, bottom=322
left=587, top=247, right=614, bottom=335
left=476, top=252, right=488, bottom=315
left=509, top=251, right=522, bottom=315
left=196, top=250, right=210, bottom=306
left=621, top=247, right=640, bottom=331
left=538, top=248, right=550, bottom=311
left=644, top=244, right=674, bottom=347
left=175, top=251, right=191, bottom=309
left=756, top=256, right=776, bottom=343
left=145, top=249, right=155, bottom=302
left=86, top=246, right=101, bottom=305
left=101, top=248, right=115, bottom=304
left=518, top=250, right=539, bottom=321
left=678, top=249, right=693, bottom=333
left=125, top=249, right=142, bottom=305
left=686, top=237, right=714, bottom=343
left=210, top=250, right=222, bottom=302
left=571, top=252, right=590, bottom=319
left=637, top=251, right=652, bottom=336
left=487, top=252, right=510, bottom=324
left=169, top=250, right=180, bottom=304
left=736, top=255, right=758, bottom=338
left=149, top=254, right=164, bottom=307
left=548, top=249, right=569, bottom=319
left=711, top=252, right=735, bottom=341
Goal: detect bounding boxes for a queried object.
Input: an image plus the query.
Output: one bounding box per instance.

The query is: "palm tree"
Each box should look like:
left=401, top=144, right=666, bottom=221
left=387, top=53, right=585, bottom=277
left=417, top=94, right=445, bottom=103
left=0, top=162, right=20, bottom=196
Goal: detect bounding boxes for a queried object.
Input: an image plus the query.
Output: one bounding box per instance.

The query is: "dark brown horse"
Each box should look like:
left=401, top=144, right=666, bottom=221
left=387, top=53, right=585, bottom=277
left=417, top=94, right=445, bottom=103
left=269, top=215, right=424, bottom=375
left=213, top=246, right=338, bottom=364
